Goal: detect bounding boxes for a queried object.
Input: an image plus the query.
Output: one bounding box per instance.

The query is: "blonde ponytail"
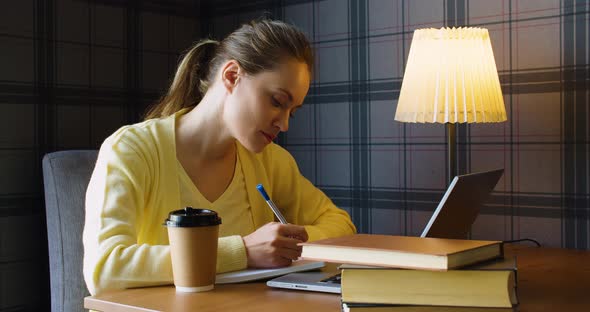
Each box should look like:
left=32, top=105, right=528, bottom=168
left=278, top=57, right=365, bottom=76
left=144, top=39, right=219, bottom=119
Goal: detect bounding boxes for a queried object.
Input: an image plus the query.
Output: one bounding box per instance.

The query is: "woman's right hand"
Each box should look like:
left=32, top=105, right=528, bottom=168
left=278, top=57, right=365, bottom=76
left=242, top=222, right=309, bottom=268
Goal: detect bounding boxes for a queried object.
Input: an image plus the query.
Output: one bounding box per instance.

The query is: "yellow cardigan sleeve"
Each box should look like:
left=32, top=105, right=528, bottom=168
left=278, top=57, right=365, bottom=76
left=83, top=133, right=174, bottom=295
left=266, top=145, right=357, bottom=241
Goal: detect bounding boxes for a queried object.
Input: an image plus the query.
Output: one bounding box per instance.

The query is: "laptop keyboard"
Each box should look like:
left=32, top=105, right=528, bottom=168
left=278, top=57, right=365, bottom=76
left=319, top=273, right=342, bottom=284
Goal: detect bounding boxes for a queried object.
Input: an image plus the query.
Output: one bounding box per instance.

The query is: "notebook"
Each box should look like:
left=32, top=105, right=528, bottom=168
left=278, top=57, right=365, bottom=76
left=266, top=169, right=504, bottom=293
left=215, top=259, right=325, bottom=284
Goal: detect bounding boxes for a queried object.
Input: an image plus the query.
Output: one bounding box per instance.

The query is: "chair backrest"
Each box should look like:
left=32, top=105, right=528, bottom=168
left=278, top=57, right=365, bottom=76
left=43, top=150, right=98, bottom=312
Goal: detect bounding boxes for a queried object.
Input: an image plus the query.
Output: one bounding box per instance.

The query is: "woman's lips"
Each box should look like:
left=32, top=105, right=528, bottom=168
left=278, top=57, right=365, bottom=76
left=261, top=131, right=274, bottom=143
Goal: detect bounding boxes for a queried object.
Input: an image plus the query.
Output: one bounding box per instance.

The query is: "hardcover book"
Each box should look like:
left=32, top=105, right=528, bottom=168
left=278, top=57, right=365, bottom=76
left=299, top=234, right=503, bottom=270
left=341, top=257, right=518, bottom=308
left=342, top=302, right=517, bottom=312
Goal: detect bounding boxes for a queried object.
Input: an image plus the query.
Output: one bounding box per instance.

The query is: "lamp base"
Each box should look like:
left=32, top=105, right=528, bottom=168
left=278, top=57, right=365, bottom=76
left=447, top=123, right=456, bottom=183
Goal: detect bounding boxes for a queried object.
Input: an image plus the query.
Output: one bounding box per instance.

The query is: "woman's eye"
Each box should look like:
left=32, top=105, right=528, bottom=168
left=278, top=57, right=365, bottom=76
left=271, top=98, right=282, bottom=108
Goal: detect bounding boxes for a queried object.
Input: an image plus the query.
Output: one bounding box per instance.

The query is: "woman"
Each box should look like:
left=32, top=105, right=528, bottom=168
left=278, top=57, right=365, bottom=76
left=83, top=19, right=356, bottom=295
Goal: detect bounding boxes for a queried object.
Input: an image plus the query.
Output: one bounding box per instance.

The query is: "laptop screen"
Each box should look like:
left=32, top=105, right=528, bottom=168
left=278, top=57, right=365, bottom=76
left=421, top=169, right=504, bottom=239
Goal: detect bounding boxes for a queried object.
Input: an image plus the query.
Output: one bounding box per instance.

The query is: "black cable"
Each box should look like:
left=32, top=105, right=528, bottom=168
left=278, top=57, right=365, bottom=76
left=502, top=238, right=541, bottom=247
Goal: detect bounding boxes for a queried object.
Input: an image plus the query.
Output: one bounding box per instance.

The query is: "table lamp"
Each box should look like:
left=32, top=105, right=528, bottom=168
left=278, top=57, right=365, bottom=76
left=395, top=27, right=507, bottom=183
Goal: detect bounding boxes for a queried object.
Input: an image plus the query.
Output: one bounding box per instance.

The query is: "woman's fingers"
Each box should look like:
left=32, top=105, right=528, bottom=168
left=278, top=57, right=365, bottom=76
left=278, top=224, right=309, bottom=242
left=278, top=246, right=302, bottom=261
left=242, top=222, right=309, bottom=268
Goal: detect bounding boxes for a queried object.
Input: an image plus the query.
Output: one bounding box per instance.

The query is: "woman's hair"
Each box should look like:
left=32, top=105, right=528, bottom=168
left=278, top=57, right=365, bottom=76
left=144, top=19, right=314, bottom=120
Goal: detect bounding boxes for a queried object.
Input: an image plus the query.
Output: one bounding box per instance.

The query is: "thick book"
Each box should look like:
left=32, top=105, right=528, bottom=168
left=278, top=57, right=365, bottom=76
left=299, top=234, right=503, bottom=270
left=341, top=257, right=517, bottom=308
left=342, top=302, right=517, bottom=312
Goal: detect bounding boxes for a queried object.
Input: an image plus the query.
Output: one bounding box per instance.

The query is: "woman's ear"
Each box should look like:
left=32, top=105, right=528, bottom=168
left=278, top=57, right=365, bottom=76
left=221, top=60, right=241, bottom=93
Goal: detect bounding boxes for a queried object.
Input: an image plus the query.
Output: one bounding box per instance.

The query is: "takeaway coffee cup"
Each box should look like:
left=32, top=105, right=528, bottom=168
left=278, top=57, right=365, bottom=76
left=164, top=207, right=221, bottom=292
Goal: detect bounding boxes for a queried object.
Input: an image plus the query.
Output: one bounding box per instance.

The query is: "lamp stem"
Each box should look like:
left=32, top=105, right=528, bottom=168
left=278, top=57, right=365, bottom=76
left=447, top=123, right=456, bottom=184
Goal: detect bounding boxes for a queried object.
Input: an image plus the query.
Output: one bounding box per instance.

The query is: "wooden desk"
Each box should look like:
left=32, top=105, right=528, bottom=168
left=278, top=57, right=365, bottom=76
left=85, top=245, right=590, bottom=311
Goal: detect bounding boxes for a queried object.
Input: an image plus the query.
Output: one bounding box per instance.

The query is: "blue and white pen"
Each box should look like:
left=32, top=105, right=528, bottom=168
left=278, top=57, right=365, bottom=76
left=256, top=183, right=288, bottom=224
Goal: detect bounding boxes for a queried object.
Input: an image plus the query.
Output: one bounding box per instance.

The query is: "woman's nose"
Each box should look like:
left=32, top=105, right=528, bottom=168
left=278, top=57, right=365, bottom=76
left=274, top=112, right=289, bottom=132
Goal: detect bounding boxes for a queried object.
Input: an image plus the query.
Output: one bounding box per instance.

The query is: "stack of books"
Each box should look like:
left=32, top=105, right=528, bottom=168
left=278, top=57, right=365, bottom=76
left=300, top=234, right=518, bottom=311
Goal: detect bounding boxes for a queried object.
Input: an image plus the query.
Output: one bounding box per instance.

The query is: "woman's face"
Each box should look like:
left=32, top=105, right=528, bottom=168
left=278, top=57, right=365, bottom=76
left=224, top=58, right=310, bottom=153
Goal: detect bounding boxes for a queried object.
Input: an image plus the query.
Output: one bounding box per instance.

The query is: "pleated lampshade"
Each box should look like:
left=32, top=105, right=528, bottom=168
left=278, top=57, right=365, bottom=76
left=395, top=27, right=507, bottom=123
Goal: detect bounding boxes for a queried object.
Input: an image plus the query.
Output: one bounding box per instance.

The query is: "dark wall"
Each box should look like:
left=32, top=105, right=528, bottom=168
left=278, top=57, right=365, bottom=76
left=0, top=0, right=200, bottom=311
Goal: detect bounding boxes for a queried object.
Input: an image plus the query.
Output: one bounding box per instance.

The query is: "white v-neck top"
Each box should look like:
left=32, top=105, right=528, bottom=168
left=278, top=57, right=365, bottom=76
left=177, top=150, right=255, bottom=237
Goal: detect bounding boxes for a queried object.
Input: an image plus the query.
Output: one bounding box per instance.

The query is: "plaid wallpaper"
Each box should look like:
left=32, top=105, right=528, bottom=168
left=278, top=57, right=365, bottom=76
left=272, top=0, right=589, bottom=251
left=0, top=1, right=201, bottom=310
left=0, top=0, right=588, bottom=311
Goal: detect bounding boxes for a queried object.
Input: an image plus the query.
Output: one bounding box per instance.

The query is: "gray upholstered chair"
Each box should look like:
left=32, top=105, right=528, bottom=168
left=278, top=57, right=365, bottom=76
left=43, top=150, right=98, bottom=312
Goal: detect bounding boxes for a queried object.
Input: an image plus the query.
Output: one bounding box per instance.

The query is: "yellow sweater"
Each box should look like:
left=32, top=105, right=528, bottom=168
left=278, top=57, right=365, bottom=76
left=83, top=111, right=356, bottom=295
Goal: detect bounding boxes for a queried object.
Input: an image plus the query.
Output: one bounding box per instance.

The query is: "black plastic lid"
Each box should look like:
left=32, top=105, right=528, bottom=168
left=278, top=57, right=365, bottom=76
left=164, top=207, right=222, bottom=227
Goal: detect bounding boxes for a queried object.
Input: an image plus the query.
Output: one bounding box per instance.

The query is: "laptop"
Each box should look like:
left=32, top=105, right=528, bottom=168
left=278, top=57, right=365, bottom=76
left=266, top=169, right=504, bottom=294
